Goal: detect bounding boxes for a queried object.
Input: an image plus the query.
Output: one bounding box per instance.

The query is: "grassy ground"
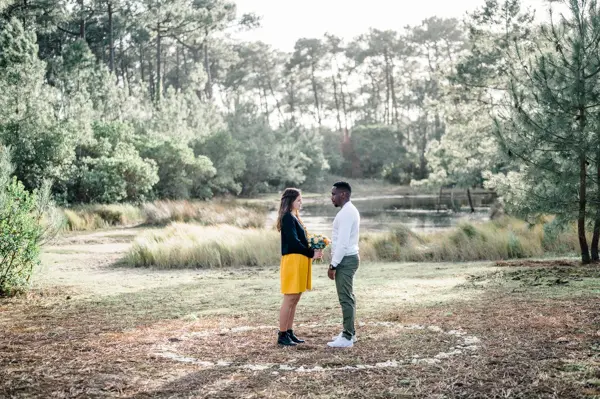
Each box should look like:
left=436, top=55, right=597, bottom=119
left=1, top=228, right=600, bottom=398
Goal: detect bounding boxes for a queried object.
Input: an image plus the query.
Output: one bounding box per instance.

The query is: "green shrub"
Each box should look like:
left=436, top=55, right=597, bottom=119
left=0, top=178, right=43, bottom=295
left=0, top=148, right=60, bottom=295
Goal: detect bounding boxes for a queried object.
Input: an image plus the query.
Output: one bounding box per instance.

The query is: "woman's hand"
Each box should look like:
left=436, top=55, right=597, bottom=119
left=312, top=250, right=323, bottom=259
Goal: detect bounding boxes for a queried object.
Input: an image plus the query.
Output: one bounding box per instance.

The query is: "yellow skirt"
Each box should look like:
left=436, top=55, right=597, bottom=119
left=280, top=254, right=312, bottom=294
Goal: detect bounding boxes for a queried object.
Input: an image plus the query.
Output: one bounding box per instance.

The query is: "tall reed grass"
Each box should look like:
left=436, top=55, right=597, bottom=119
left=356, top=216, right=579, bottom=263
left=60, top=204, right=144, bottom=231
left=142, top=200, right=266, bottom=228
left=125, top=216, right=581, bottom=269
left=125, top=223, right=280, bottom=268
left=59, top=200, right=268, bottom=231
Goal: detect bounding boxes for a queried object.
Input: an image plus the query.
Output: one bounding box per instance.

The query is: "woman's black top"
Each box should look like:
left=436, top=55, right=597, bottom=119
left=280, top=212, right=314, bottom=258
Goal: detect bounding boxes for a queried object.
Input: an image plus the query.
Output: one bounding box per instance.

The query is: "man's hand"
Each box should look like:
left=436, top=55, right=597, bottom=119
left=328, top=268, right=336, bottom=280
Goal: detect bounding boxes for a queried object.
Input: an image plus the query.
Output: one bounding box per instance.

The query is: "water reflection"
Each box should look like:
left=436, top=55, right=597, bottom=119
left=268, top=194, right=494, bottom=235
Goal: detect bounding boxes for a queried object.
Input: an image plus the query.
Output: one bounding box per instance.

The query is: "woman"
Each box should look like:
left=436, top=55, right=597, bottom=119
left=277, top=188, right=322, bottom=346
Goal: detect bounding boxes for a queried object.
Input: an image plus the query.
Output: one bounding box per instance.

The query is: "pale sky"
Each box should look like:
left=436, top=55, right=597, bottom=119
left=233, top=0, right=557, bottom=51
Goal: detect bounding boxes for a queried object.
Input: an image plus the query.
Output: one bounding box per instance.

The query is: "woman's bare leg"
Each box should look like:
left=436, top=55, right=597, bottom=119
left=279, top=294, right=301, bottom=331
left=286, top=293, right=302, bottom=330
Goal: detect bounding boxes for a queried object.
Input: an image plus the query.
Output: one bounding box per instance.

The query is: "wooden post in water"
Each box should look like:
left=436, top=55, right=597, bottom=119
left=467, top=188, right=475, bottom=213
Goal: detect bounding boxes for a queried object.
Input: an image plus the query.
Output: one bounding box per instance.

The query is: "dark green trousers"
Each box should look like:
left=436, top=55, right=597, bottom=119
left=334, top=254, right=359, bottom=340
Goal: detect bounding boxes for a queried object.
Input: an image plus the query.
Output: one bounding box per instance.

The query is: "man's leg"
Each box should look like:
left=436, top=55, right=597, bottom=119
left=335, top=255, right=359, bottom=340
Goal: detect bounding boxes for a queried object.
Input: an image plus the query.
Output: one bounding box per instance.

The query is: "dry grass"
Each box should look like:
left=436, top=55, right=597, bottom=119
left=123, top=216, right=581, bottom=269
left=61, top=204, right=144, bottom=231
left=124, top=223, right=280, bottom=268
left=60, top=200, right=268, bottom=231
left=142, top=200, right=267, bottom=228
left=357, top=216, right=580, bottom=263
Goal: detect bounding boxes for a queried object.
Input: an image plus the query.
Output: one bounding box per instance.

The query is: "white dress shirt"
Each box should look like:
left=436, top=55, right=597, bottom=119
left=331, top=201, right=360, bottom=267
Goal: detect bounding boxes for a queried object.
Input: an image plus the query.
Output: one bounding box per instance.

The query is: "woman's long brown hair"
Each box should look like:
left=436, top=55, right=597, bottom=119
left=277, top=188, right=301, bottom=231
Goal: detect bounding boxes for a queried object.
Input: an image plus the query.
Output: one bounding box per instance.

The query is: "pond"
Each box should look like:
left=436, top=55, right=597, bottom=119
left=268, top=191, right=496, bottom=236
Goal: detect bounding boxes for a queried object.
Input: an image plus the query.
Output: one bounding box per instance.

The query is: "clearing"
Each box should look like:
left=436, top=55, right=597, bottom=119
left=1, top=227, right=600, bottom=398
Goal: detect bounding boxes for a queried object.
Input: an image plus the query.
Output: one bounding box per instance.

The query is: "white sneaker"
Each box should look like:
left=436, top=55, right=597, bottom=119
left=332, top=332, right=357, bottom=343
left=327, top=335, right=354, bottom=348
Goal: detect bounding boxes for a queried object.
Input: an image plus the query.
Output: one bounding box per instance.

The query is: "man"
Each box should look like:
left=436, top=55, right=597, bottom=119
left=327, top=181, right=360, bottom=348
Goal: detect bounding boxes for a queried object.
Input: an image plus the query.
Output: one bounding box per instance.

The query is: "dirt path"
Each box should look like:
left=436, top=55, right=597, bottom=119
left=37, top=227, right=204, bottom=298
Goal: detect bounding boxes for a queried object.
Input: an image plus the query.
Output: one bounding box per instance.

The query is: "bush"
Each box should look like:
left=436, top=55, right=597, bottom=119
left=0, top=178, right=43, bottom=295
left=139, top=137, right=216, bottom=200
left=0, top=149, right=60, bottom=296
left=66, top=122, right=159, bottom=204
left=77, top=142, right=159, bottom=203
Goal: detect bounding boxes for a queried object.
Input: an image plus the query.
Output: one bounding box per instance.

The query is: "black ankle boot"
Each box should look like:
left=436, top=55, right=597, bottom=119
left=277, top=331, right=297, bottom=346
left=287, top=329, right=305, bottom=344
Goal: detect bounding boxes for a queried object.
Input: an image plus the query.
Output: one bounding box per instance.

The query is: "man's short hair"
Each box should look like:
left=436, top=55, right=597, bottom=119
left=333, top=181, right=352, bottom=195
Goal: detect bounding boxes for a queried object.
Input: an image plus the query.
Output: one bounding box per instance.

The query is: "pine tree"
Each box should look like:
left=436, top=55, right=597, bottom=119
left=492, top=0, right=600, bottom=264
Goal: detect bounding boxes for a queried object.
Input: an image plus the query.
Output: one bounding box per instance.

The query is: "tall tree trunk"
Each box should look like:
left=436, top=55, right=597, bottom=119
left=339, top=70, right=349, bottom=130
left=331, top=73, right=342, bottom=131
left=384, top=49, right=391, bottom=125
left=155, top=23, right=161, bottom=102
left=591, top=151, right=600, bottom=261
left=333, top=56, right=349, bottom=131
left=108, top=1, right=114, bottom=73
left=162, top=48, right=167, bottom=95
left=119, top=37, right=127, bottom=88
left=390, top=59, right=398, bottom=127
left=148, top=58, right=155, bottom=101
left=368, top=72, right=379, bottom=123
left=261, top=85, right=270, bottom=125
left=183, top=48, right=189, bottom=79
left=310, top=61, right=321, bottom=127
left=139, top=44, right=145, bottom=83
left=287, top=77, right=297, bottom=126
left=175, top=45, right=181, bottom=91
left=203, top=28, right=213, bottom=99
left=78, top=0, right=85, bottom=39
left=418, top=114, right=428, bottom=179
left=579, top=153, right=591, bottom=264
left=190, top=48, right=204, bottom=99
left=267, top=78, right=285, bottom=124
left=21, top=0, right=27, bottom=29
left=434, top=112, right=444, bottom=141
